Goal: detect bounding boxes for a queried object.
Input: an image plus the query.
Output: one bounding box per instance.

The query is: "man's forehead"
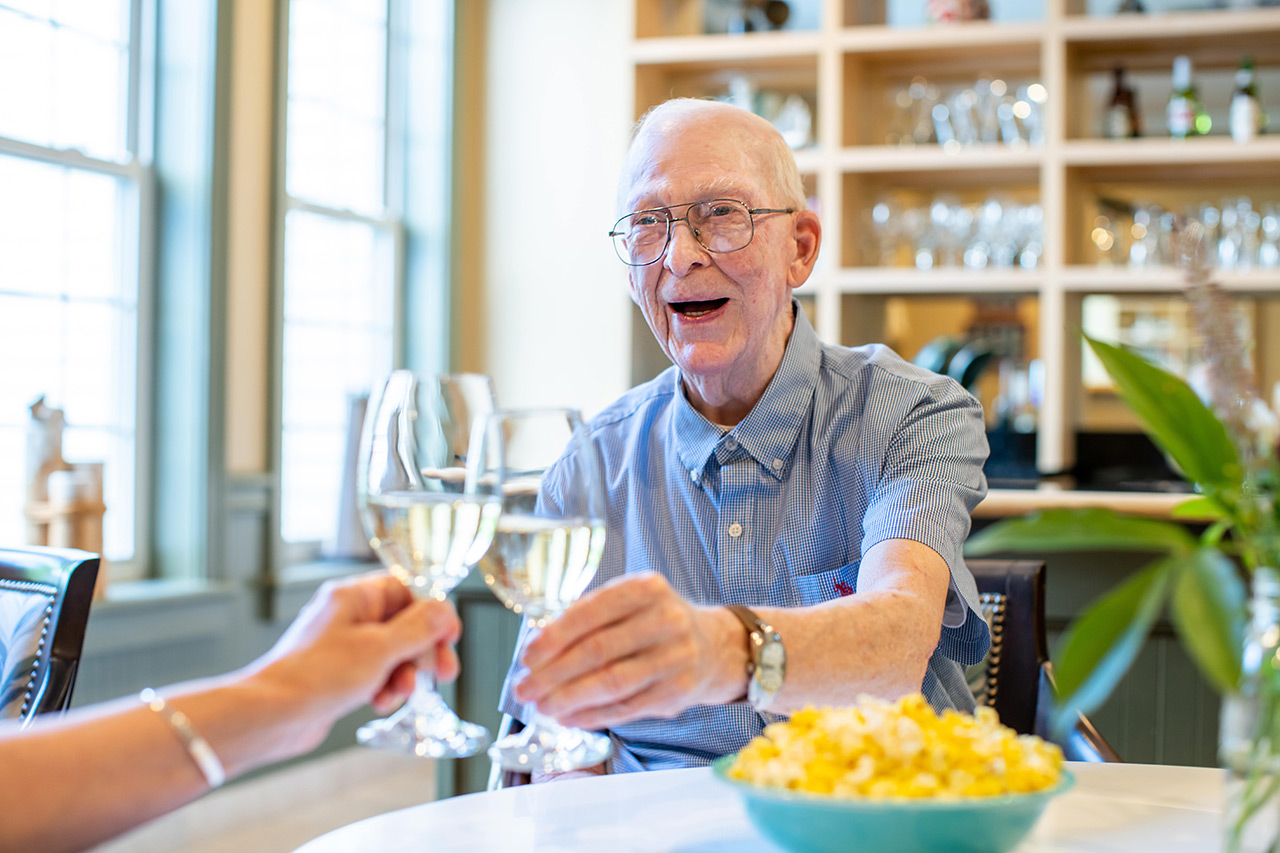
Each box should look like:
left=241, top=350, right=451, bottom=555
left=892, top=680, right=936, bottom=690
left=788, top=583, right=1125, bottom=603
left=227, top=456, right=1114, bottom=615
left=626, top=175, right=757, bottom=210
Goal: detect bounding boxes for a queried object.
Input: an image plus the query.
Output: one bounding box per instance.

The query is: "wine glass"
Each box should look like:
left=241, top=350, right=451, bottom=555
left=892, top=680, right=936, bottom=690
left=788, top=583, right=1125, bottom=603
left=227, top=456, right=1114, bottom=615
left=468, top=407, right=612, bottom=773
left=356, top=370, right=500, bottom=757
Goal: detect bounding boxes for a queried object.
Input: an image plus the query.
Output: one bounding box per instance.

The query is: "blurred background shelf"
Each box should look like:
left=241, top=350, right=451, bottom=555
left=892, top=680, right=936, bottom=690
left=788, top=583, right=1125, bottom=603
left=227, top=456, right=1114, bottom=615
left=832, top=267, right=1044, bottom=293
left=627, top=0, right=1280, bottom=484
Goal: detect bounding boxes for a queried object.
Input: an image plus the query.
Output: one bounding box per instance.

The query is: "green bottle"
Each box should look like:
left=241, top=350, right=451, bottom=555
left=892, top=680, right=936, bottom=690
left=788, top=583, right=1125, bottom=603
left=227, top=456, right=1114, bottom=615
left=1167, top=55, right=1209, bottom=138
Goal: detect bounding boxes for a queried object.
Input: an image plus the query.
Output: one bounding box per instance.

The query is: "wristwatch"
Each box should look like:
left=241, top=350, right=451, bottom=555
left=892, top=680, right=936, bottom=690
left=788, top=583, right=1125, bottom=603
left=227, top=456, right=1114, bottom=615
left=727, top=605, right=786, bottom=712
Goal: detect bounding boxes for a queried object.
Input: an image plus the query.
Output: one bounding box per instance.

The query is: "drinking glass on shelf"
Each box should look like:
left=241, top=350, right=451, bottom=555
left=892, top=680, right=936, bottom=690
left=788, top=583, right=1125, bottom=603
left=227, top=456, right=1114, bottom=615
left=469, top=407, right=612, bottom=774
left=1260, top=204, right=1280, bottom=268
left=356, top=370, right=500, bottom=757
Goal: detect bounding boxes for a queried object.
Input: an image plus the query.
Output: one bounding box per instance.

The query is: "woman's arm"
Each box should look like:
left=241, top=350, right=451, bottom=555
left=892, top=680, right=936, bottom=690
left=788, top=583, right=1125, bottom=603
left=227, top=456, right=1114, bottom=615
left=0, top=572, right=461, bottom=853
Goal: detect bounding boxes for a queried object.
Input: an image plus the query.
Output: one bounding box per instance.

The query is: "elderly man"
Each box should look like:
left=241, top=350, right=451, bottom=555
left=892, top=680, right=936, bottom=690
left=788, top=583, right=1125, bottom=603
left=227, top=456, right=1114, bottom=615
left=500, top=97, right=990, bottom=776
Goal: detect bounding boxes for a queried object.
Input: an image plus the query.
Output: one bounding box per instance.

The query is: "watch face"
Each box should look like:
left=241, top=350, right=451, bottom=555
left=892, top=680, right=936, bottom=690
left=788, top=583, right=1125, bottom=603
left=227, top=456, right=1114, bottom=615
left=758, top=637, right=786, bottom=693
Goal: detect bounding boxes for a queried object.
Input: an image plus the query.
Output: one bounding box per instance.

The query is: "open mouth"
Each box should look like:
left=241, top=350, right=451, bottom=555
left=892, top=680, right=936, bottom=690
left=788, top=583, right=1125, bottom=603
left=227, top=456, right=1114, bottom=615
left=670, top=298, right=728, bottom=319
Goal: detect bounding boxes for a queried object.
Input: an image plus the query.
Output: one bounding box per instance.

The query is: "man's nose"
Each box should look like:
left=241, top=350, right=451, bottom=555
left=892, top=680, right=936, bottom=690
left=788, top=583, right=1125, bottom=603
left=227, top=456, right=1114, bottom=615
left=664, top=218, right=708, bottom=274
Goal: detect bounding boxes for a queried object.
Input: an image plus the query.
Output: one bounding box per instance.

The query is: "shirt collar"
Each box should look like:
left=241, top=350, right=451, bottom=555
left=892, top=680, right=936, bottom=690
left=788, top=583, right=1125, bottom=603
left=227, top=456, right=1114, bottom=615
left=673, top=300, right=821, bottom=481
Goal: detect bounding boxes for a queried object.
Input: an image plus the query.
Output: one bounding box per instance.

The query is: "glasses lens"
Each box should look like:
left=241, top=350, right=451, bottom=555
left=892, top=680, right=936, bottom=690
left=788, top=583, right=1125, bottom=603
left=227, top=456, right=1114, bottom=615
left=688, top=200, right=753, bottom=253
left=612, top=209, right=670, bottom=266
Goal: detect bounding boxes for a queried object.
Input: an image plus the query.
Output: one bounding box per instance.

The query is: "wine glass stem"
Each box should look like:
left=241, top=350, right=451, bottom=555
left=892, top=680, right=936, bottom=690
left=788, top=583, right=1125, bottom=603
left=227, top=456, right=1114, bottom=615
left=415, top=668, right=438, bottom=699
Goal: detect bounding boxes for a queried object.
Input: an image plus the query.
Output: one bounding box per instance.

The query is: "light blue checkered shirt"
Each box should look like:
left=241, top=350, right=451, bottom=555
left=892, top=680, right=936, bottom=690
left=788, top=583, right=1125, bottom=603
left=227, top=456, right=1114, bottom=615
left=500, top=303, right=991, bottom=773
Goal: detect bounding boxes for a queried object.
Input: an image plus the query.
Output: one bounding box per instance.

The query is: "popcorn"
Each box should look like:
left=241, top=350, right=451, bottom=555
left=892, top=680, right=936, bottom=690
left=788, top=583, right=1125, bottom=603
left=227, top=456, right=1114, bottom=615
left=728, top=694, right=1063, bottom=800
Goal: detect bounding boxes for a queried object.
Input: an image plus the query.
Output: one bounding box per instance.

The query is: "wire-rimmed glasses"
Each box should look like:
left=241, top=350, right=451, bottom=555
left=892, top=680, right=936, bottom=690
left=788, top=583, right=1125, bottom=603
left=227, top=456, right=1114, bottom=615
left=608, top=198, right=794, bottom=266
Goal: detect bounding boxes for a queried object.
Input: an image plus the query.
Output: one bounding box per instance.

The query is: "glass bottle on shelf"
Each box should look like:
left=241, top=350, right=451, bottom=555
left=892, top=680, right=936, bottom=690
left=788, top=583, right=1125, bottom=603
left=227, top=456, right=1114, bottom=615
left=1167, top=55, right=1209, bottom=139
left=1231, top=58, right=1264, bottom=144
left=1104, top=67, right=1141, bottom=139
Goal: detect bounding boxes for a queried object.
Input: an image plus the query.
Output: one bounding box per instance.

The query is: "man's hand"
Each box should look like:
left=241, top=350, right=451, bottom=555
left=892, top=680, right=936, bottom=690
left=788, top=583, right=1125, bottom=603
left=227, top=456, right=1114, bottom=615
left=514, top=572, right=747, bottom=729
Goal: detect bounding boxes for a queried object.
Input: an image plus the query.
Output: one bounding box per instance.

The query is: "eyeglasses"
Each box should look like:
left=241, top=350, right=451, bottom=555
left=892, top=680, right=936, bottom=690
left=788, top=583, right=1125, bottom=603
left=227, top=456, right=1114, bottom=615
left=608, top=198, right=795, bottom=266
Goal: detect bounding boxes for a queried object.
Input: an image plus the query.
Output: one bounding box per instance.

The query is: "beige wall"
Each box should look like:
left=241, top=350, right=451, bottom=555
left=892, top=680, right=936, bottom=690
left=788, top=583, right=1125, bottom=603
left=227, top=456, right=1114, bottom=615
left=460, top=0, right=635, bottom=417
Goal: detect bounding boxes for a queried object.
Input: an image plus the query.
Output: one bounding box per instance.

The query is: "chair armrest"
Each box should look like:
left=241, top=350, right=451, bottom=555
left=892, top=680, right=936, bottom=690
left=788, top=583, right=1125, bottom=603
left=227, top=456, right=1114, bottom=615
left=1035, top=662, right=1122, bottom=763
left=486, top=714, right=532, bottom=790
left=1062, top=711, right=1122, bottom=763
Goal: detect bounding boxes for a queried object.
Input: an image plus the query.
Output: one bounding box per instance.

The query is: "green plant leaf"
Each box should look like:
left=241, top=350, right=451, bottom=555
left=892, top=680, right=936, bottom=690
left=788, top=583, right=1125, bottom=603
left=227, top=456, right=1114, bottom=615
left=1170, top=548, right=1246, bottom=693
left=1201, top=519, right=1232, bottom=549
left=1085, top=335, right=1239, bottom=491
left=1051, top=559, right=1174, bottom=736
left=1171, top=495, right=1229, bottom=521
left=965, top=508, right=1196, bottom=556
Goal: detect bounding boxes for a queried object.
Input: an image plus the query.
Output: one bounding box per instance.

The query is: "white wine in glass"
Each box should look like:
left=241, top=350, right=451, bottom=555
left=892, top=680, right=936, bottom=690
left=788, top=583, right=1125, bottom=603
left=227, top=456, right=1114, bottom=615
left=485, top=514, right=605, bottom=623
left=356, top=370, right=499, bottom=758
left=470, top=407, right=613, bottom=773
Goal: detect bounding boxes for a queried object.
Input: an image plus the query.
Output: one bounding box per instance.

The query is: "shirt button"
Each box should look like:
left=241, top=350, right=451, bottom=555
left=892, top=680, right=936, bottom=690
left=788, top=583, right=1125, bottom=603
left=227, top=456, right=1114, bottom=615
left=690, top=470, right=698, bottom=482
left=728, top=523, right=743, bottom=538
left=724, top=437, right=738, bottom=450
left=771, top=458, right=783, bottom=470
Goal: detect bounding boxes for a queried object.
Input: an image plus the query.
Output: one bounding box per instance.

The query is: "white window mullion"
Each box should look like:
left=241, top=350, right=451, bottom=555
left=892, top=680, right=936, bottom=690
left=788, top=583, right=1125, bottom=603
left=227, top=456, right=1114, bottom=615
left=0, top=135, right=142, bottom=178
left=285, top=196, right=397, bottom=231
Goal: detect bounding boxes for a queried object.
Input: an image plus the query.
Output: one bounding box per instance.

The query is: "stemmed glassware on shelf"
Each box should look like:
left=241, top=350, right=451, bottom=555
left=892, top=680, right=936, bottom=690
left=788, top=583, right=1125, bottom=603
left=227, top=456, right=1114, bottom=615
left=467, top=407, right=613, bottom=774
left=866, top=194, right=1044, bottom=270
left=356, top=370, right=500, bottom=758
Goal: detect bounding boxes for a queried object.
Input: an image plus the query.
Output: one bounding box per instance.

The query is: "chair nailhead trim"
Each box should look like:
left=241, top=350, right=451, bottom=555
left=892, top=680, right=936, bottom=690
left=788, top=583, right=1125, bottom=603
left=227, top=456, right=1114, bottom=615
left=0, top=579, right=56, bottom=720
left=978, top=592, right=1007, bottom=709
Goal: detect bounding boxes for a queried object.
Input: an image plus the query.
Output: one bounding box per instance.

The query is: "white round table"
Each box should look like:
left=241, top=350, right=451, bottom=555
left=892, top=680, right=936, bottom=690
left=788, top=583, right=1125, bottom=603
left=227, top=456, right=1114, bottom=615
left=293, top=761, right=1223, bottom=852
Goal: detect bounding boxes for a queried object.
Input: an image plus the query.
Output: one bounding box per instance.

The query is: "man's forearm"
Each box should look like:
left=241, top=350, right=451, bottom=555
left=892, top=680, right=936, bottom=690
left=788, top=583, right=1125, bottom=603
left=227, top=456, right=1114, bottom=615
left=723, top=538, right=950, bottom=713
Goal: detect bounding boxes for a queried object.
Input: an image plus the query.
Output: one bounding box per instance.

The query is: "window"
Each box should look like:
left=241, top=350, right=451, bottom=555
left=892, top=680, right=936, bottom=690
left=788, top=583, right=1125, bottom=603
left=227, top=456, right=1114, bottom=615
left=279, top=0, right=451, bottom=557
left=0, top=0, right=148, bottom=576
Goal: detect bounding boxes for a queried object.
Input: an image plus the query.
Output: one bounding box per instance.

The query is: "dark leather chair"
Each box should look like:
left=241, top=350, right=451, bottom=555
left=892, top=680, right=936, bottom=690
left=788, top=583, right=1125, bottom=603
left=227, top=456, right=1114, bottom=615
left=967, top=558, right=1120, bottom=762
left=0, top=546, right=99, bottom=726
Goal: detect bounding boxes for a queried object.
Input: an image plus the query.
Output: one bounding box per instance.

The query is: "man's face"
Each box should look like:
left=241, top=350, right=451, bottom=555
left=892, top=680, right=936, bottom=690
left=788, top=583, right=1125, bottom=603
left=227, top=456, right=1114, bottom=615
left=622, top=116, right=806, bottom=400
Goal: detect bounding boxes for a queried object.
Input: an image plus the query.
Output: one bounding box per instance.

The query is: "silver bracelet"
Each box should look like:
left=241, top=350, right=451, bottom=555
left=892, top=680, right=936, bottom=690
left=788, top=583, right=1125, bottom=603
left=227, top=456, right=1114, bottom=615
left=140, top=688, right=226, bottom=789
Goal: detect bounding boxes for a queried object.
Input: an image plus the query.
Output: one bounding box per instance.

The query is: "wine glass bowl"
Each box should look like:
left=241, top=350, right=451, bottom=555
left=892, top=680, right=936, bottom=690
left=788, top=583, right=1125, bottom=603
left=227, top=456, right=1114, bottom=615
left=470, top=407, right=613, bottom=774
left=356, top=370, right=498, bottom=758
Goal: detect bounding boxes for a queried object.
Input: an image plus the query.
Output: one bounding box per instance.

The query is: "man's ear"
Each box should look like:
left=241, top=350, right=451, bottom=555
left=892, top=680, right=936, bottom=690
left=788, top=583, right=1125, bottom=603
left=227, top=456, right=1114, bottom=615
left=787, top=209, right=822, bottom=290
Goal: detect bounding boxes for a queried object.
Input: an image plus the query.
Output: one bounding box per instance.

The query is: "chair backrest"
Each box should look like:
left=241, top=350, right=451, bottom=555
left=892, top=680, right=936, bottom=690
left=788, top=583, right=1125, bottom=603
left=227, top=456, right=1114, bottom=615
left=966, top=558, right=1047, bottom=737
left=0, top=546, right=99, bottom=726
left=966, top=557, right=1120, bottom=762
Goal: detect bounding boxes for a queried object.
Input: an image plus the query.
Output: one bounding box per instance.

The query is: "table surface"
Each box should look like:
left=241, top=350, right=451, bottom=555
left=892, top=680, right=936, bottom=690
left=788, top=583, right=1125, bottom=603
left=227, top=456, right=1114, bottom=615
left=292, top=761, right=1223, bottom=853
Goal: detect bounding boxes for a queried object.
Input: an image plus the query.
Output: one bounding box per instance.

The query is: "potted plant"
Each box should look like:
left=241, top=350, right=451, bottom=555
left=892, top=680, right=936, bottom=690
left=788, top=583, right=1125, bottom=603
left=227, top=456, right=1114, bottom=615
left=965, top=226, right=1280, bottom=853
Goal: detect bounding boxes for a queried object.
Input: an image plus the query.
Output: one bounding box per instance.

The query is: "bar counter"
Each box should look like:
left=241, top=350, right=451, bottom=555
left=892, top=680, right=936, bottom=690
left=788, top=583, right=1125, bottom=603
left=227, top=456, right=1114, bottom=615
left=975, top=488, right=1200, bottom=520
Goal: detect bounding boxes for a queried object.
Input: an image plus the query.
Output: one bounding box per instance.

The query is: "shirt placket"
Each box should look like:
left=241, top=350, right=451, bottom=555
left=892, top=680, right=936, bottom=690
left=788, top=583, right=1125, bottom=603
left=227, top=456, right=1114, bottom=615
left=717, top=437, right=765, bottom=600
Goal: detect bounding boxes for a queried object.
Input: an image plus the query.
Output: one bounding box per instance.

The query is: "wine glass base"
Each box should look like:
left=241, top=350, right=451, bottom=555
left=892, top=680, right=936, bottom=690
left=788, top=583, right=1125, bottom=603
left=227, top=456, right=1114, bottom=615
left=357, top=711, right=490, bottom=759
left=489, top=722, right=612, bottom=774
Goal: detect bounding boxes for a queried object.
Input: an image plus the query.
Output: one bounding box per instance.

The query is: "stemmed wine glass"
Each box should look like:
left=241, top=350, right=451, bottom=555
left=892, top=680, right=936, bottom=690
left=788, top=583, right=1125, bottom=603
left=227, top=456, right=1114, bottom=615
left=356, top=370, right=500, bottom=757
left=467, top=407, right=613, bottom=773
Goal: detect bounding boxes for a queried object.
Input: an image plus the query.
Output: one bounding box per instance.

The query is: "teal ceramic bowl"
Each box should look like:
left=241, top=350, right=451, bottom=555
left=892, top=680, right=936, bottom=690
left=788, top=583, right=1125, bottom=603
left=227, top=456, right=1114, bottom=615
left=712, top=755, right=1073, bottom=853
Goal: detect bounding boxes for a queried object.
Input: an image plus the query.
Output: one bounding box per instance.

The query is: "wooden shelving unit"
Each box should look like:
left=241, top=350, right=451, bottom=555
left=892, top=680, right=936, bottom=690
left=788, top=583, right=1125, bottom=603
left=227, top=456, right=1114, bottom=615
left=628, top=0, right=1280, bottom=477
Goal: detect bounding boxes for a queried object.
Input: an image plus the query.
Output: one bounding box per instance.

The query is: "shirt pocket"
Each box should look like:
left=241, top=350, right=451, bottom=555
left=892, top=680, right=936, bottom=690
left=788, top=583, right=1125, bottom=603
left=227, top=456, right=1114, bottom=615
left=789, top=563, right=860, bottom=607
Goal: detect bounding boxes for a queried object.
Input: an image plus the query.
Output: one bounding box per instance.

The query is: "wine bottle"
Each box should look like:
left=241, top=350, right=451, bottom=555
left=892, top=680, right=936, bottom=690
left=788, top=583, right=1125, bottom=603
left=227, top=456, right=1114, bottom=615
left=1230, top=57, right=1263, bottom=144
left=1104, top=67, right=1140, bottom=139
left=1167, top=55, right=1209, bottom=139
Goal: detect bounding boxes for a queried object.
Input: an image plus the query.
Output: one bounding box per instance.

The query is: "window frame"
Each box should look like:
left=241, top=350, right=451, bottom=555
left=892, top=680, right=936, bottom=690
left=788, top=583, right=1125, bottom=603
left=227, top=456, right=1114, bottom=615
left=272, top=0, right=453, bottom=570
left=0, top=0, right=157, bottom=582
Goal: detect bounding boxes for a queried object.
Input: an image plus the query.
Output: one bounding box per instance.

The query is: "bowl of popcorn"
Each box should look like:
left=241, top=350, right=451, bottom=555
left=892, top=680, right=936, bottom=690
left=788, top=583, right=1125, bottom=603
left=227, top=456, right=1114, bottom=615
left=713, top=694, right=1072, bottom=853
